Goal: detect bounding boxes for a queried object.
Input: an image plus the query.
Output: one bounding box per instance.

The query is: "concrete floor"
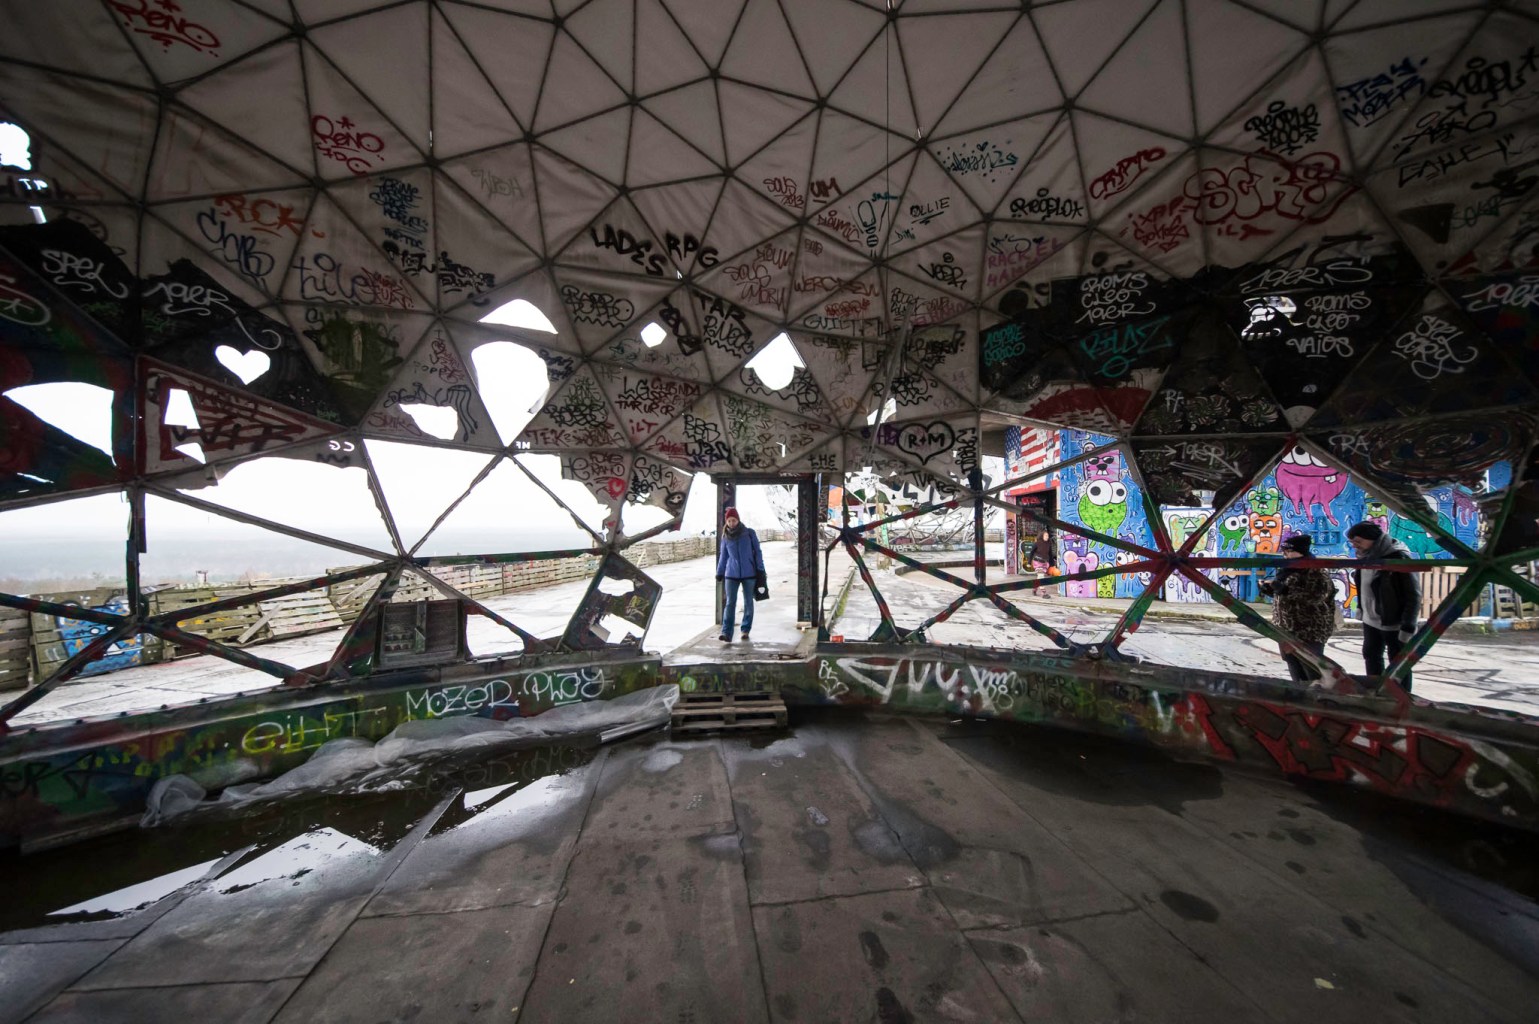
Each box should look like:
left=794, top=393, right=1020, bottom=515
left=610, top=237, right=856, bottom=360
left=14, top=541, right=1539, bottom=723
left=2, top=709, right=1535, bottom=1023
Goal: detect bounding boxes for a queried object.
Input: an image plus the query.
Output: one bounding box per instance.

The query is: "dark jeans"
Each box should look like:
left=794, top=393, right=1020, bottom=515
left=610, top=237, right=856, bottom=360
left=1282, top=640, right=1326, bottom=684
left=722, top=577, right=755, bottom=639
left=1362, top=624, right=1413, bottom=692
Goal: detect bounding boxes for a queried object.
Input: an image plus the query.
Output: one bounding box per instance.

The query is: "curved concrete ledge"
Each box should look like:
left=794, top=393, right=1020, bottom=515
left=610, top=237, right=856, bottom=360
left=3, top=645, right=1536, bottom=850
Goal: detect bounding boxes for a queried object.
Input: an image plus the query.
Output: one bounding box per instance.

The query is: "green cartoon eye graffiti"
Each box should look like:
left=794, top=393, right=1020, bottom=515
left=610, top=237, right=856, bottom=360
left=1079, top=479, right=1128, bottom=536
left=1217, top=513, right=1250, bottom=553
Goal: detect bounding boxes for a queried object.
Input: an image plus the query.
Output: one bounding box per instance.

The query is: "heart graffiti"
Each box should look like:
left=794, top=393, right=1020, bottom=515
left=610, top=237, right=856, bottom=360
left=896, top=420, right=955, bottom=464
left=214, top=345, right=272, bottom=385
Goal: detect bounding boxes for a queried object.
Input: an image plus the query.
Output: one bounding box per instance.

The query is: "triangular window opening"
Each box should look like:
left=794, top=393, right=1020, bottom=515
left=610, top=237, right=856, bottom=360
left=517, top=452, right=614, bottom=539
left=416, top=458, right=594, bottom=557
left=160, top=387, right=207, bottom=463
left=5, top=382, right=115, bottom=459
left=866, top=397, right=897, bottom=426
left=745, top=332, right=804, bottom=390
left=0, top=120, right=33, bottom=170
left=172, top=457, right=396, bottom=553
left=398, top=403, right=460, bottom=440
left=469, top=341, right=551, bottom=445
left=481, top=299, right=557, bottom=334
left=364, top=439, right=496, bottom=552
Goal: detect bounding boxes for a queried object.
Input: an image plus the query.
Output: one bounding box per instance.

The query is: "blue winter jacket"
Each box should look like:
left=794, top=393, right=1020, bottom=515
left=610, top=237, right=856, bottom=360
left=717, top=527, right=764, bottom=580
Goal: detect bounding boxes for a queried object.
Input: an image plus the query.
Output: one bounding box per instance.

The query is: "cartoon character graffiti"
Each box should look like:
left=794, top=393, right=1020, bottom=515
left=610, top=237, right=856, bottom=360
left=1449, top=488, right=1478, bottom=530
left=1391, top=513, right=1452, bottom=558
left=1115, top=550, right=1154, bottom=589
left=1165, top=571, right=1210, bottom=603
left=1246, top=483, right=1282, bottom=517
left=1082, top=447, right=1122, bottom=482
left=1249, top=513, right=1282, bottom=554
left=55, top=594, right=143, bottom=677
left=1062, top=550, right=1100, bottom=597
left=1364, top=499, right=1391, bottom=536
left=1165, top=512, right=1206, bottom=549
left=1216, top=513, right=1250, bottom=555
left=1331, top=570, right=1358, bottom=618
left=1079, top=479, right=1129, bottom=536
left=1276, top=445, right=1349, bottom=525
left=1060, top=531, right=1090, bottom=558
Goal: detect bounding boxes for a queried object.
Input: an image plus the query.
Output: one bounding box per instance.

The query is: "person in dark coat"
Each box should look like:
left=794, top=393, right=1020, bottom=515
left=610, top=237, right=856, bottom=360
left=716, top=506, right=764, bottom=642
left=1028, top=532, right=1054, bottom=599
left=1346, top=521, right=1421, bottom=692
left=1258, top=534, right=1335, bottom=684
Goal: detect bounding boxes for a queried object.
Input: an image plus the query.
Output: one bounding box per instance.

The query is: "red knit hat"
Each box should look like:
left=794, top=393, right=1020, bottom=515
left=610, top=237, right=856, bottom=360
left=723, top=506, right=739, bottom=519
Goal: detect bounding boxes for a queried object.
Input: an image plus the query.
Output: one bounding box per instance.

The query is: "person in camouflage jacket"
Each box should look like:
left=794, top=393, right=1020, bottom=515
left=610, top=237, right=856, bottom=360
left=1259, top=534, right=1335, bottom=684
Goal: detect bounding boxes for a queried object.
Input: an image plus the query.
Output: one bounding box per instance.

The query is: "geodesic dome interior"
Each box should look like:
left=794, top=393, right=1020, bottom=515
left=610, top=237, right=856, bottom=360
left=4, top=0, right=1539, bottom=697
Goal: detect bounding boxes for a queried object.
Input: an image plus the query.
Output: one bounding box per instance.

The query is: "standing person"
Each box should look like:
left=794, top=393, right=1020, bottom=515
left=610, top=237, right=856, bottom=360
left=1346, top=522, right=1421, bottom=692
left=1028, top=531, right=1055, bottom=599
left=716, top=506, right=764, bottom=643
left=1259, top=534, right=1334, bottom=684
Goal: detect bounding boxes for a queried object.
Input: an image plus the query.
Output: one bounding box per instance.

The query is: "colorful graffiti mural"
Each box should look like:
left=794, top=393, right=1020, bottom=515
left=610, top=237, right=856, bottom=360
left=52, top=594, right=147, bottom=677
left=0, top=655, right=659, bottom=849
left=797, top=650, right=1539, bottom=831
left=1026, top=429, right=1487, bottom=615
left=1052, top=431, right=1154, bottom=599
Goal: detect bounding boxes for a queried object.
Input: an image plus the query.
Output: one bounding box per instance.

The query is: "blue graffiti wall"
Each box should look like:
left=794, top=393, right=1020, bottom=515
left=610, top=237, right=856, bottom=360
left=1054, top=430, right=1155, bottom=599
left=1041, top=433, right=1486, bottom=612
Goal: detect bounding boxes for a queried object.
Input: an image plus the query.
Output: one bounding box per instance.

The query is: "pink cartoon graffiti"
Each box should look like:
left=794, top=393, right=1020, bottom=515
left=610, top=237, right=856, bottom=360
left=1063, top=550, right=1100, bottom=597
left=1275, top=445, right=1349, bottom=525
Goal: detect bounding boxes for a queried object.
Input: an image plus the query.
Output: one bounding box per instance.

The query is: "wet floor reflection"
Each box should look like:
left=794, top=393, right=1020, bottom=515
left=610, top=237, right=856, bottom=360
left=0, top=742, right=597, bottom=933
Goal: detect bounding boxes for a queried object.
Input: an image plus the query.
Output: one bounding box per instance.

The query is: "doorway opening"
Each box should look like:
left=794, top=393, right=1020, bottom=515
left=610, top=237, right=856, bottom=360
left=714, top=476, right=822, bottom=634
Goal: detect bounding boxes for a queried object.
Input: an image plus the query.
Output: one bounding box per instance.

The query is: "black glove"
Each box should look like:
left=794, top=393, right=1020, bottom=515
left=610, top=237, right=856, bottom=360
left=716, top=574, right=724, bottom=581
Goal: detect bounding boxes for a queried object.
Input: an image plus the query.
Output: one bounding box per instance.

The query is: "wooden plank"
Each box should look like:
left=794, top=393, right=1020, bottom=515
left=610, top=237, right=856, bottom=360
left=673, top=716, right=787, bottom=734
left=328, top=574, right=385, bottom=622
left=236, top=613, right=273, bottom=645
left=679, top=691, right=782, bottom=706
left=672, top=708, right=788, bottom=721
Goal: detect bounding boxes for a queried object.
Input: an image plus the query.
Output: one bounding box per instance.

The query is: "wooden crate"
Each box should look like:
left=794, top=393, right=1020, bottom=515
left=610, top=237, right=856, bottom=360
left=0, top=605, right=30, bottom=691
left=671, top=690, right=787, bottom=735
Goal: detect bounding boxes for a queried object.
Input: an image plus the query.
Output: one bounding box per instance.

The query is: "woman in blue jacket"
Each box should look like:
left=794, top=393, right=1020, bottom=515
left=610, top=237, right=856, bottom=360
left=716, top=506, right=764, bottom=642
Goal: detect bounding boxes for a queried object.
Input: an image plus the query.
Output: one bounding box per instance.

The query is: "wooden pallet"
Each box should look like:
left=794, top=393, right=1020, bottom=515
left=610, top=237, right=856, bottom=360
left=258, top=590, right=344, bottom=638
left=0, top=605, right=31, bottom=691
left=672, top=690, right=787, bottom=734
left=154, top=587, right=268, bottom=654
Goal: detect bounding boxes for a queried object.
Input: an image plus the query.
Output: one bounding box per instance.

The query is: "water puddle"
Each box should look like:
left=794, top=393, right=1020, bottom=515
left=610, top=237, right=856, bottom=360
left=0, top=742, right=597, bottom=933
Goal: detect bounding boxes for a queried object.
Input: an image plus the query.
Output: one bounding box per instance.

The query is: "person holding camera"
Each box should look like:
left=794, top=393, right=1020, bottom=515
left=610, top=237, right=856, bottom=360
left=1259, top=534, right=1335, bottom=684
